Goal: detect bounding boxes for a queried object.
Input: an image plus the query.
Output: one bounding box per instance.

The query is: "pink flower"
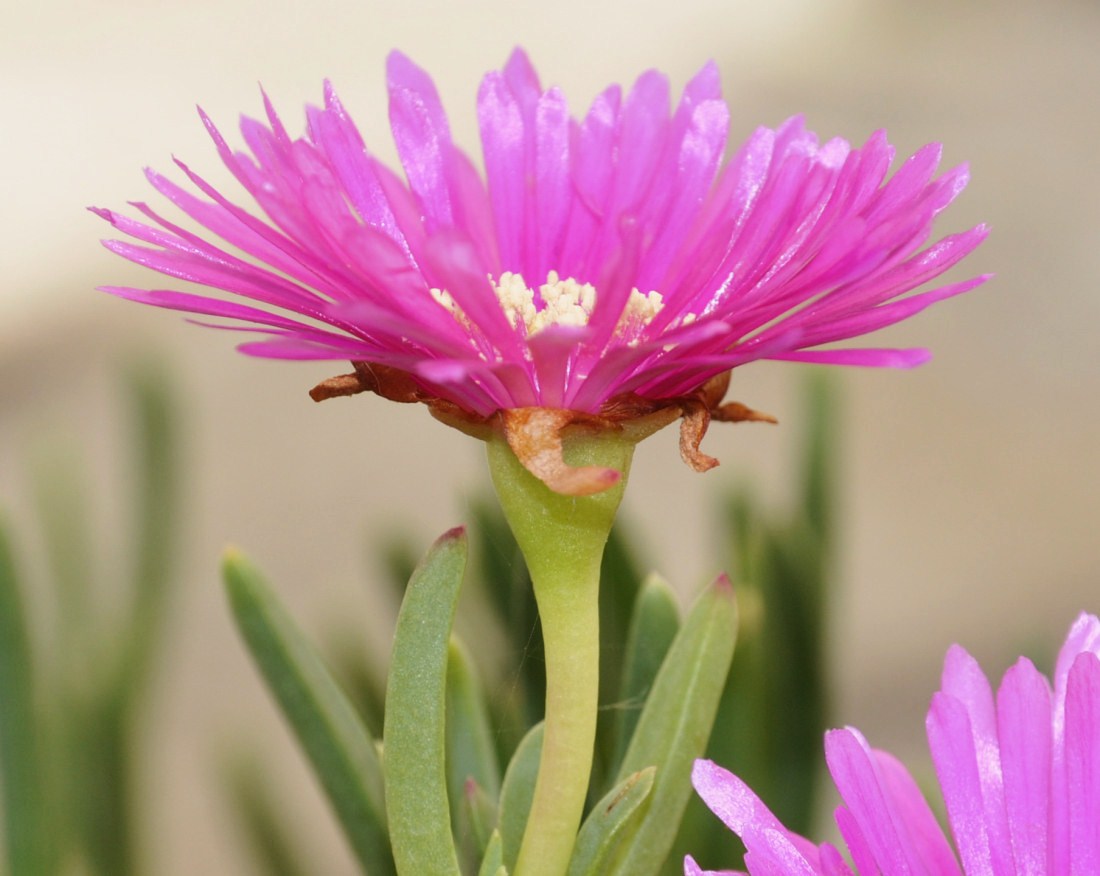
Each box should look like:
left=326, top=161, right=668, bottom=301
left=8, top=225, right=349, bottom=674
left=688, top=612, right=1100, bottom=875
left=95, top=49, right=987, bottom=491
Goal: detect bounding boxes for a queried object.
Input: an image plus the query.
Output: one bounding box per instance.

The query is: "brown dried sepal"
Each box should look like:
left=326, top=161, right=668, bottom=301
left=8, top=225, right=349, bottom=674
left=434, top=400, right=679, bottom=496
left=310, top=360, right=774, bottom=494
left=501, top=408, right=622, bottom=496
left=309, top=362, right=422, bottom=404
left=676, top=372, right=777, bottom=472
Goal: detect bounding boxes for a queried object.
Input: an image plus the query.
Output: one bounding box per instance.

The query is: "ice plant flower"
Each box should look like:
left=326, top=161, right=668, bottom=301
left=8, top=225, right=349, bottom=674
left=687, top=612, right=1100, bottom=875
left=95, top=51, right=988, bottom=876
left=95, top=48, right=987, bottom=496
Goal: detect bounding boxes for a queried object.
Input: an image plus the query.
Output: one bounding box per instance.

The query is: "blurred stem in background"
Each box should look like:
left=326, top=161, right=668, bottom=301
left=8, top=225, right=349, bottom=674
left=0, top=363, right=181, bottom=876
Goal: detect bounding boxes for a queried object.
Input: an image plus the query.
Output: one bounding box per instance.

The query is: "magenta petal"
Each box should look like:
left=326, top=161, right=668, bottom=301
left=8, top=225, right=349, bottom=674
left=98, top=49, right=987, bottom=417
left=939, top=645, right=1014, bottom=876
left=1064, top=652, right=1100, bottom=873
left=683, top=856, right=739, bottom=876
left=691, top=760, right=822, bottom=876
left=387, top=50, right=457, bottom=229
left=927, top=691, right=998, bottom=876
left=996, top=657, right=1052, bottom=876
left=825, top=727, right=956, bottom=875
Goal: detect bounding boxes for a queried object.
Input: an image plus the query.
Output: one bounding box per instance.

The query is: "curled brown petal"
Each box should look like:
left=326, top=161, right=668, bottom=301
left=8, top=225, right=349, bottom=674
left=712, top=402, right=779, bottom=425
left=678, top=400, right=720, bottom=472
left=310, top=361, right=422, bottom=403
left=501, top=408, right=622, bottom=497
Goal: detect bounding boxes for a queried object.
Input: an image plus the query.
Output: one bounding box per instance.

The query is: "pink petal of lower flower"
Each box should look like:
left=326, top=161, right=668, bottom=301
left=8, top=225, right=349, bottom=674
left=691, top=760, right=822, bottom=876
left=927, top=691, right=998, bottom=876
left=1064, top=652, right=1100, bottom=873
left=995, top=657, right=1052, bottom=876
left=825, top=727, right=933, bottom=874
left=938, top=645, right=1014, bottom=875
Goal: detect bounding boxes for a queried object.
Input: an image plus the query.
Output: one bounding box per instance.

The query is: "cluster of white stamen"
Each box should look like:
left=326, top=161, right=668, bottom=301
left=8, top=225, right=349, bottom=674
left=431, top=271, right=666, bottom=343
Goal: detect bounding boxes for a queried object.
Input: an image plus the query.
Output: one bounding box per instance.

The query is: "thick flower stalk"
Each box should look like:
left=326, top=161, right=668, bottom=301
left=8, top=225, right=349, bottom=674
left=95, top=48, right=986, bottom=495
left=688, top=612, right=1100, bottom=875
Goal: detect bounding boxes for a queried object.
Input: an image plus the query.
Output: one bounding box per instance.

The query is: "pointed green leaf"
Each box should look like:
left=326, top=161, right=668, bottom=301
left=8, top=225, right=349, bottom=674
left=0, top=520, right=49, bottom=876
left=610, top=574, right=680, bottom=779
left=799, top=369, right=838, bottom=546
left=30, top=447, right=94, bottom=659
left=383, top=528, right=467, bottom=876
left=224, top=550, right=393, bottom=876
left=446, top=637, right=501, bottom=803
left=116, top=362, right=181, bottom=697
left=461, top=778, right=498, bottom=865
left=567, top=767, right=655, bottom=876
left=609, top=576, right=738, bottom=876
left=446, top=637, right=501, bottom=871
left=590, top=522, right=646, bottom=796
left=497, top=722, right=543, bottom=871
left=477, top=830, right=504, bottom=876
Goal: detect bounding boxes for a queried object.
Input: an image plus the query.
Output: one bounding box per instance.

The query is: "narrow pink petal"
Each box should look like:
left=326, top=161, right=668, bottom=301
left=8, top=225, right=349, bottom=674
left=531, top=87, right=572, bottom=279
left=863, top=142, right=942, bottom=224
left=1052, top=614, right=1100, bottom=874
left=831, top=805, right=880, bottom=875
left=1064, top=652, right=1100, bottom=874
left=387, top=50, right=456, bottom=229
left=874, top=749, right=962, bottom=874
left=767, top=348, right=931, bottom=368
left=995, top=657, right=1052, bottom=876
left=527, top=325, right=588, bottom=409
left=927, top=691, right=997, bottom=876
left=940, top=645, right=1015, bottom=876
left=306, top=85, right=407, bottom=249
left=691, top=760, right=823, bottom=876
left=818, top=844, right=856, bottom=876
left=558, top=84, right=621, bottom=278
left=683, top=854, right=739, bottom=876
left=477, top=69, right=526, bottom=270
left=824, top=727, right=924, bottom=874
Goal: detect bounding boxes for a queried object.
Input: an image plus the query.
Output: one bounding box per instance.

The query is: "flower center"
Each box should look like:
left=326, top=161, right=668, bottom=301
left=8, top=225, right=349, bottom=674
left=432, top=271, right=665, bottom=341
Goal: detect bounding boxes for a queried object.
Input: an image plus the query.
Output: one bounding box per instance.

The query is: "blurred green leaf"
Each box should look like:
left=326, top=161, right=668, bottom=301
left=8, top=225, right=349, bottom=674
left=497, top=723, right=543, bottom=873
left=446, top=637, right=502, bottom=872
left=460, top=778, right=498, bottom=868
left=114, top=363, right=181, bottom=696
left=609, top=574, right=680, bottom=782
left=383, top=528, right=466, bottom=876
left=224, top=550, right=392, bottom=876
left=0, top=519, right=49, bottom=876
left=590, top=525, right=645, bottom=798
left=225, top=754, right=312, bottom=876
left=609, top=575, right=738, bottom=876
left=477, top=831, right=504, bottom=876
left=566, top=767, right=655, bottom=876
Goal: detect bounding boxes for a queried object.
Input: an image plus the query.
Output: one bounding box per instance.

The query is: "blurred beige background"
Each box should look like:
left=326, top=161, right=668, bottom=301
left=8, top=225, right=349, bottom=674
left=2, top=0, right=1098, bottom=871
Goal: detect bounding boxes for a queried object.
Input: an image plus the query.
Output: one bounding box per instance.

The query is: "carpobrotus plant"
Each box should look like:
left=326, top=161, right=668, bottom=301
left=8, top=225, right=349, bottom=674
left=94, top=49, right=990, bottom=876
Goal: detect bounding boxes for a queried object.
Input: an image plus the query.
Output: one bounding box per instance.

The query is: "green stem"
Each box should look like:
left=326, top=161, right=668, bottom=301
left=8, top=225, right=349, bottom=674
left=485, top=432, right=634, bottom=876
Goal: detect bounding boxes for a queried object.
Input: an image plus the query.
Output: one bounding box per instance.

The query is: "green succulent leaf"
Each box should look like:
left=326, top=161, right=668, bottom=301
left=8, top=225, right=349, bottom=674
left=477, top=831, right=504, bottom=876
left=224, top=550, right=393, bottom=876
left=383, top=528, right=467, bottom=876
left=446, top=636, right=501, bottom=871
left=611, top=574, right=680, bottom=779
left=609, top=575, right=738, bottom=876
left=0, top=520, right=49, bottom=876
left=497, top=723, right=543, bottom=871
left=567, top=767, right=655, bottom=876
left=461, top=778, right=499, bottom=866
